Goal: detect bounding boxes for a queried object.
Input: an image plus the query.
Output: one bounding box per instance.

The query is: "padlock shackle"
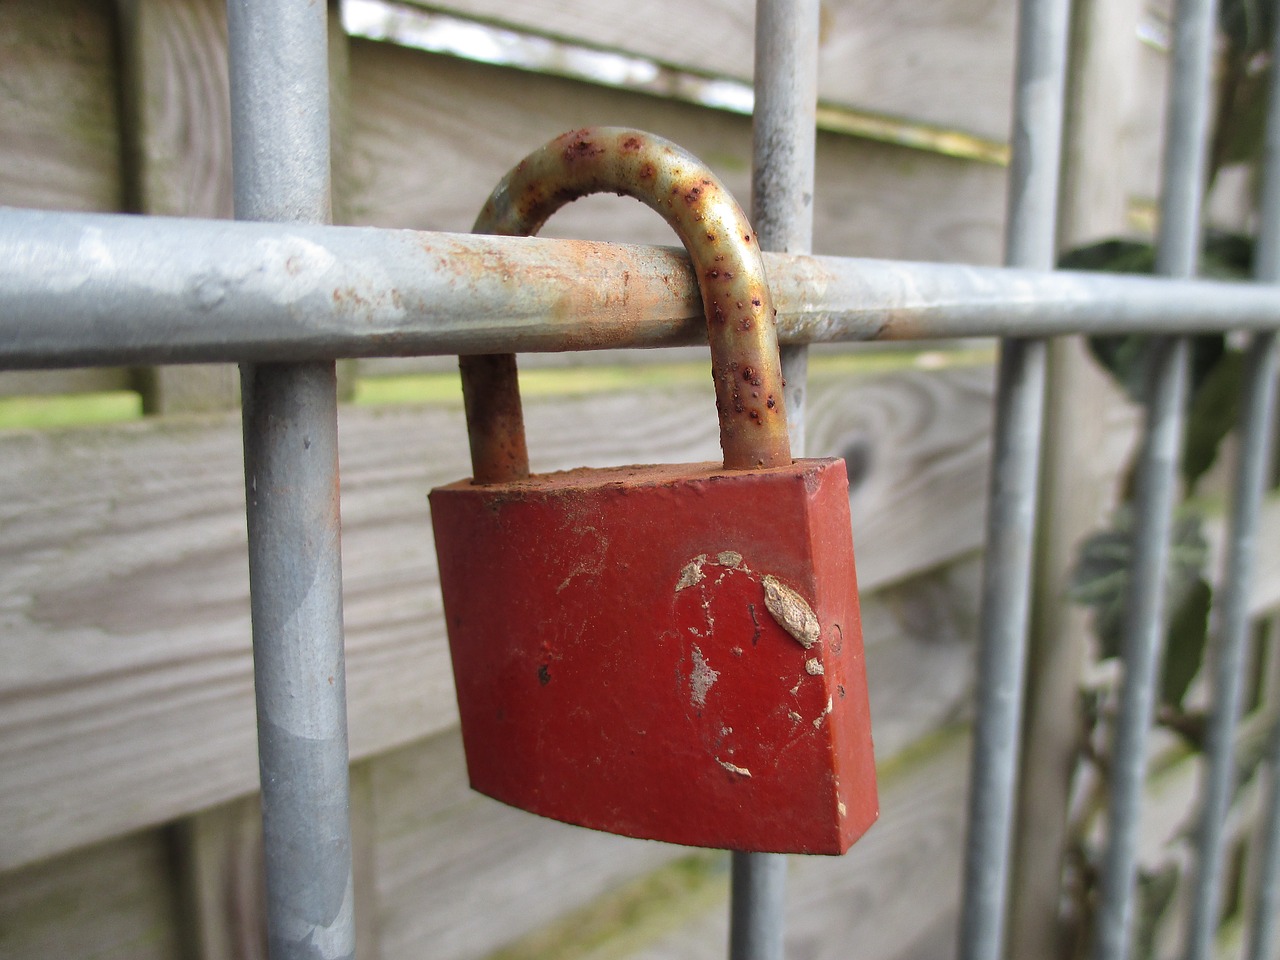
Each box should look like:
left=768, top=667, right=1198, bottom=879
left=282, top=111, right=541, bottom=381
left=461, top=127, right=792, bottom=483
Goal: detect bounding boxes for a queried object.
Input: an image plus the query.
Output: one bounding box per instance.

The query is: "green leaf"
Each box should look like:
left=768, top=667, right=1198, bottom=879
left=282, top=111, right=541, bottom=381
left=1219, top=0, right=1274, bottom=57
left=1058, top=239, right=1156, bottom=274
left=1133, top=863, right=1180, bottom=960
left=1087, top=336, right=1150, bottom=403
left=1162, top=577, right=1212, bottom=711
left=1068, top=518, right=1133, bottom=661
left=1069, top=507, right=1211, bottom=704
left=1160, top=510, right=1211, bottom=713
left=1203, top=231, right=1255, bottom=279
left=1183, top=348, right=1244, bottom=491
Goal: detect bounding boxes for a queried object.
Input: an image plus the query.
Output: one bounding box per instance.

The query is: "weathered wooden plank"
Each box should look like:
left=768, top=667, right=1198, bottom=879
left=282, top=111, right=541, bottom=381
left=0, top=2, right=1010, bottom=259
left=176, top=796, right=268, bottom=960
left=415, top=0, right=1018, bottom=142
left=117, top=0, right=233, bottom=219
left=0, top=0, right=1170, bottom=252
left=0, top=365, right=994, bottom=871
left=345, top=38, right=1009, bottom=265
left=0, top=830, right=184, bottom=960
left=0, top=0, right=122, bottom=213
left=350, top=762, right=384, bottom=960
left=1125, top=31, right=1171, bottom=229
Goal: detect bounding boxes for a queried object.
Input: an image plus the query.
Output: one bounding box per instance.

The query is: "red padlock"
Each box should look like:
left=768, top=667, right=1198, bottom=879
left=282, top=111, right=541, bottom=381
left=429, top=128, right=877, bottom=854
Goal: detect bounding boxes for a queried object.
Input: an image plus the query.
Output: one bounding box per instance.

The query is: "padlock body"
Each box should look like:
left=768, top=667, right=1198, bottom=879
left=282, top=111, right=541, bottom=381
left=428, top=458, right=877, bottom=854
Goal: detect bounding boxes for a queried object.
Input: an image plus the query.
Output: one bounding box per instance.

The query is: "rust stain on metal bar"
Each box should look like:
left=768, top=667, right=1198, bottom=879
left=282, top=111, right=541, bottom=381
left=462, top=127, right=791, bottom=481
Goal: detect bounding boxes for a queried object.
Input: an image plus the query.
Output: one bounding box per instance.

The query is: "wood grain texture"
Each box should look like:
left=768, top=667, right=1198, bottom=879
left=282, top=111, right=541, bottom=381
left=177, top=796, right=269, bottom=960
left=0, top=3, right=1010, bottom=262
left=0, top=830, right=184, bottom=960
left=0, top=0, right=122, bottom=213
left=121, top=0, right=234, bottom=219
left=419, top=0, right=1018, bottom=141
left=345, top=38, right=1008, bottom=265
left=0, top=366, right=994, bottom=871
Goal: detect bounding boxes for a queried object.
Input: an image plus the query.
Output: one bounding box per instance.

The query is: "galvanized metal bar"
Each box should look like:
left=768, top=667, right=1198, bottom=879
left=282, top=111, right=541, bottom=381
left=227, top=2, right=356, bottom=959
left=729, top=853, right=788, bottom=960
left=5, top=208, right=1280, bottom=367
left=1092, top=338, right=1190, bottom=960
left=1185, top=0, right=1280, bottom=950
left=1242, top=13, right=1280, bottom=960
left=1248, top=691, right=1280, bottom=960
left=1208, top=330, right=1277, bottom=949
left=728, top=2, right=820, bottom=957
left=959, top=0, right=1070, bottom=955
left=1092, top=0, right=1217, bottom=957
left=751, top=0, right=819, bottom=451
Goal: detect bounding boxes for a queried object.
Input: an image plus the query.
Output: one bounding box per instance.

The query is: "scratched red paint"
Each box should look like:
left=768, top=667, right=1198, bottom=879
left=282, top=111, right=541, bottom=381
left=430, top=459, right=878, bottom=854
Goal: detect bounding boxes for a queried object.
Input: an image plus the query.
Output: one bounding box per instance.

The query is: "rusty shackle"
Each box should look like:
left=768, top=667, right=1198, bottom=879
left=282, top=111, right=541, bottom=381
left=461, top=127, right=791, bottom=483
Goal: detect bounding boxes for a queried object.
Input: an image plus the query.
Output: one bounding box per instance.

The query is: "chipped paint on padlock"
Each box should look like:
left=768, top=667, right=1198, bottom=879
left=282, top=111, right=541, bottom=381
left=430, top=128, right=878, bottom=854
left=431, top=458, right=877, bottom=853
left=462, top=127, right=789, bottom=481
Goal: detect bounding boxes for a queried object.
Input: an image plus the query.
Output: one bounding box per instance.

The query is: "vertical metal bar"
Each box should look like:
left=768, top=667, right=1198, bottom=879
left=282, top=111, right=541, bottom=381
left=729, top=858, right=788, bottom=960
left=1092, top=1, right=1217, bottom=958
left=226, top=3, right=356, bottom=959
left=1248, top=685, right=1280, bottom=960
left=958, top=1, right=1070, bottom=958
left=1184, top=5, right=1280, bottom=950
left=750, top=0, right=819, bottom=451
left=729, top=3, right=819, bottom=959
left=1242, top=14, right=1280, bottom=960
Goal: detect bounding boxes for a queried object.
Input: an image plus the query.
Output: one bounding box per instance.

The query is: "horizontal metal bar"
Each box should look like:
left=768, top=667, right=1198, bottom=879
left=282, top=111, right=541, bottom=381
left=2, top=207, right=1278, bottom=369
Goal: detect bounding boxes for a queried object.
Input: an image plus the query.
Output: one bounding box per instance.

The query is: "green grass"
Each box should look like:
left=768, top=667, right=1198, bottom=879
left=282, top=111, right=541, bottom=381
left=483, top=853, right=729, bottom=960
left=354, top=344, right=996, bottom=408
left=352, top=360, right=716, bottom=408
left=0, top=345, right=996, bottom=429
left=0, top=392, right=143, bottom=430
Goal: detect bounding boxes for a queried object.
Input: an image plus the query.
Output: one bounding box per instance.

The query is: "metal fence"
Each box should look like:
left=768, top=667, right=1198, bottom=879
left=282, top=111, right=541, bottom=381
left=3, top=0, right=1280, bottom=958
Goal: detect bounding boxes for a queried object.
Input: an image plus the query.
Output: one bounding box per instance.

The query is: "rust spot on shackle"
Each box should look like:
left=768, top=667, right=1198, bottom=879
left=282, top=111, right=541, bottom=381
left=461, top=127, right=791, bottom=483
